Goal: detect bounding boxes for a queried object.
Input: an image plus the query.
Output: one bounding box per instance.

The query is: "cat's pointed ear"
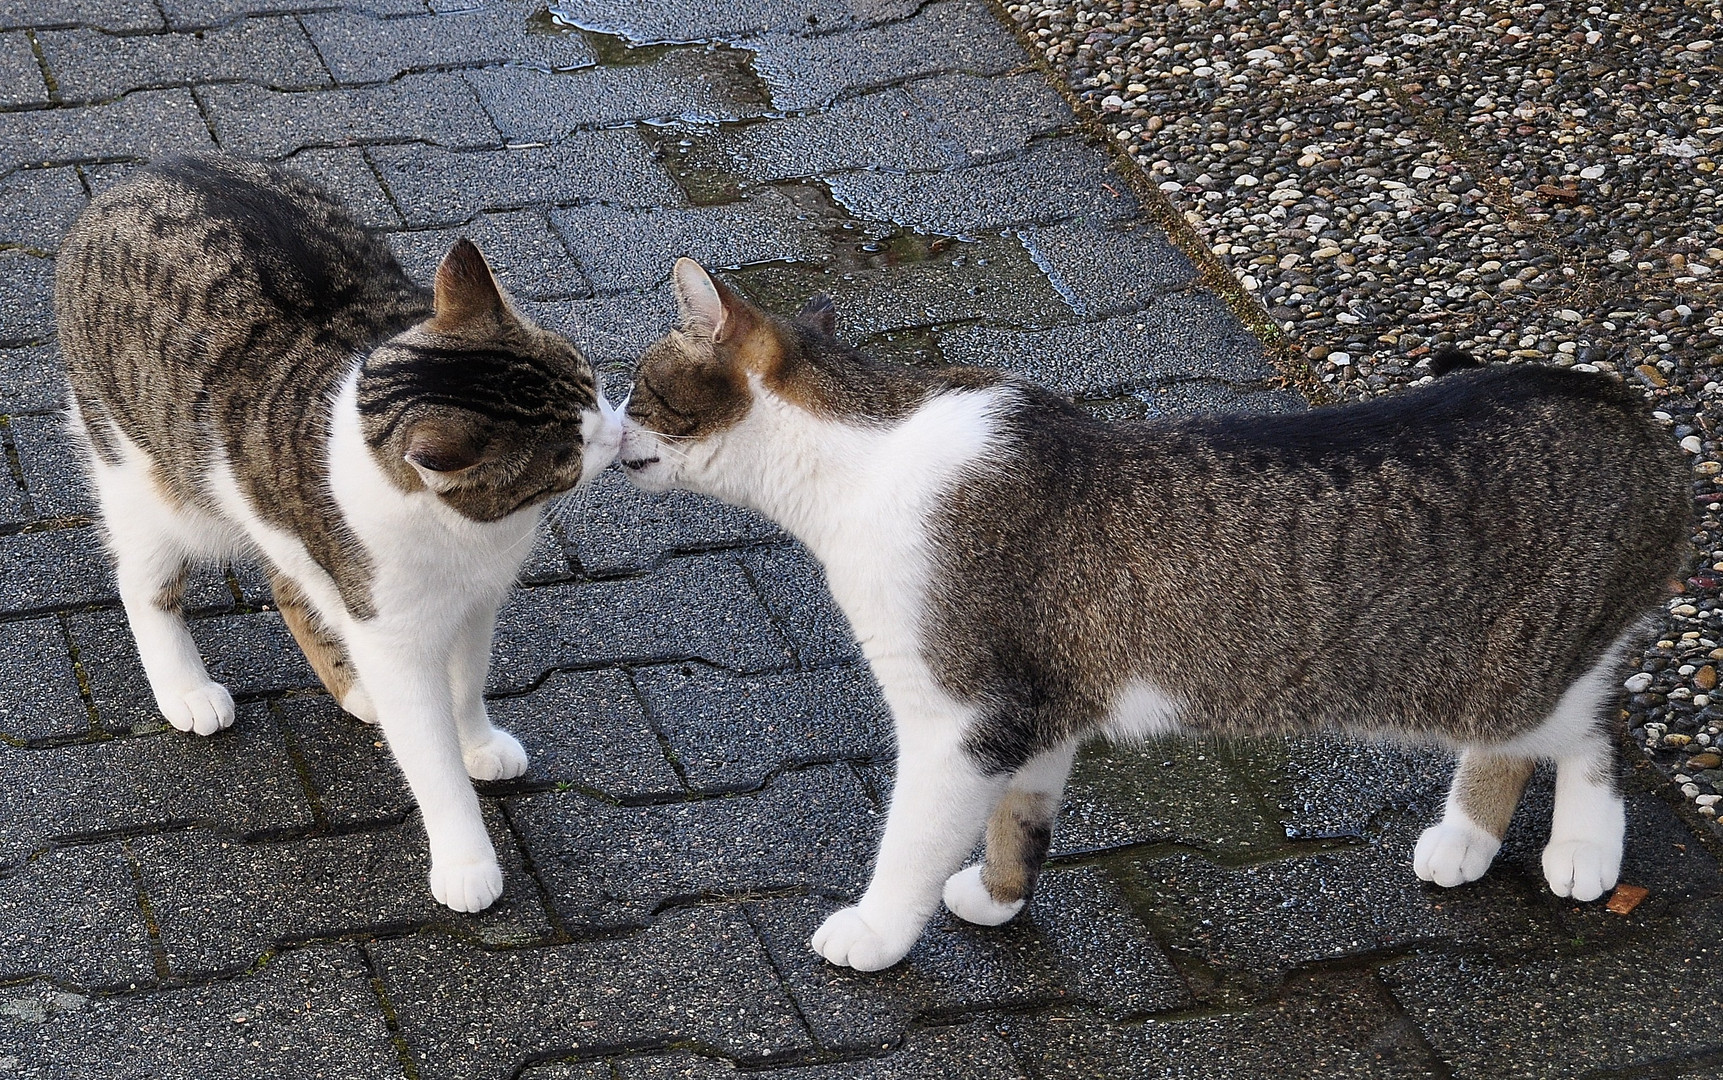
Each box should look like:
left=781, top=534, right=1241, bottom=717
left=672, top=257, right=752, bottom=344
left=403, top=417, right=486, bottom=493
left=795, top=294, right=836, bottom=337
left=429, top=238, right=507, bottom=333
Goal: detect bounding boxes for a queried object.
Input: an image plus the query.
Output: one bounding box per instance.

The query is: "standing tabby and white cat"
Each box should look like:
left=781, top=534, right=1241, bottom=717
left=620, top=258, right=1689, bottom=970
left=55, top=155, right=620, bottom=911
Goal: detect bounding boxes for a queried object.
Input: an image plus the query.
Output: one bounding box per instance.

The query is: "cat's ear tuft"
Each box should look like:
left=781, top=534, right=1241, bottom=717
left=795, top=294, right=836, bottom=337
left=404, top=418, right=486, bottom=492
left=430, top=238, right=507, bottom=333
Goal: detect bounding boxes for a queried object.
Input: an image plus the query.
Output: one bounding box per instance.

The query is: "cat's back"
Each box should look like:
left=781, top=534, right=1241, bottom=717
left=57, top=155, right=426, bottom=403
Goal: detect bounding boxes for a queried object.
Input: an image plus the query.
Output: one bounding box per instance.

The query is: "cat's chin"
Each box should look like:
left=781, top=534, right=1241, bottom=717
left=620, top=460, right=676, bottom=493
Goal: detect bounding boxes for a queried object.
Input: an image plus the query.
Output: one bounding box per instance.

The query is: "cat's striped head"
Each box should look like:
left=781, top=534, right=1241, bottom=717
left=359, top=239, right=620, bottom=521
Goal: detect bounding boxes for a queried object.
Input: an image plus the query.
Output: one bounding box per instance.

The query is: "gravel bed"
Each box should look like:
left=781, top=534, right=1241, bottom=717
left=1003, top=0, right=1723, bottom=822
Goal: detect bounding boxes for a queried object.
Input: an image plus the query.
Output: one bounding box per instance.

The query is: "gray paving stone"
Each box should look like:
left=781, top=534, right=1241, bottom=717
left=467, top=47, right=769, bottom=141
left=160, top=0, right=428, bottom=28
left=550, top=187, right=828, bottom=294
left=0, top=526, right=112, bottom=614
left=303, top=8, right=596, bottom=85
left=0, top=467, right=25, bottom=526
left=0, top=946, right=400, bottom=1080
left=632, top=663, right=890, bottom=791
left=0, top=616, right=88, bottom=741
left=0, top=250, right=54, bottom=346
left=273, top=695, right=408, bottom=827
left=827, top=139, right=1140, bottom=236
left=748, top=869, right=1187, bottom=1051
left=283, top=146, right=404, bottom=229
left=1058, top=737, right=1293, bottom=857
left=370, top=908, right=813, bottom=1077
left=682, top=89, right=960, bottom=183
left=517, top=518, right=578, bottom=584
left=386, top=209, right=591, bottom=302
left=542, top=0, right=858, bottom=43
left=198, top=74, right=499, bottom=159
left=613, top=1021, right=1028, bottom=1079
left=0, top=31, right=43, bottom=107
left=9, top=411, right=92, bottom=519
left=0, top=166, right=86, bottom=253
left=0, top=843, right=155, bottom=990
left=0, top=701, right=314, bottom=865
left=488, top=557, right=794, bottom=692
left=906, top=72, right=1076, bottom=162
left=36, top=17, right=328, bottom=103
left=520, top=1064, right=609, bottom=1080
left=518, top=289, right=682, bottom=376
left=1279, top=734, right=1451, bottom=841
left=1006, top=971, right=1442, bottom=1079
left=70, top=608, right=316, bottom=734
left=1129, top=843, right=1553, bottom=994
left=733, top=232, right=1071, bottom=338
left=940, top=293, right=1273, bottom=398
left=485, top=668, right=683, bottom=798
left=0, top=88, right=211, bottom=177
left=1017, top=217, right=1196, bottom=319
left=558, top=468, right=779, bottom=578
left=133, top=809, right=550, bottom=975
left=369, top=136, right=682, bottom=227
left=0, top=0, right=161, bottom=32
left=735, top=542, right=862, bottom=668
left=509, top=763, right=877, bottom=928
left=1382, top=903, right=1723, bottom=1079
left=0, top=345, right=63, bottom=413
left=746, top=0, right=1021, bottom=110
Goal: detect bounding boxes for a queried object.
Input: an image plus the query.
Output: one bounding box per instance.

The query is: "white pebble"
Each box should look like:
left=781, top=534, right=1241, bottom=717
left=1234, top=174, right=1259, bottom=187
left=1624, top=672, right=1654, bottom=693
left=1330, top=352, right=1352, bottom=366
left=1579, top=164, right=1607, bottom=180
left=1683, top=435, right=1704, bottom=453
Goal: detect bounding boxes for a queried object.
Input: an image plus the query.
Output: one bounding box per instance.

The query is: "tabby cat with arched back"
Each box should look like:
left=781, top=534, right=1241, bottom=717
left=619, top=258, right=1687, bottom=970
left=56, top=155, right=620, bottom=912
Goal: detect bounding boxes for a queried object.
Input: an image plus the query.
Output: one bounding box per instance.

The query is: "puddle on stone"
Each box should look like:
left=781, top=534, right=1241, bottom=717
left=640, top=121, right=745, bottom=206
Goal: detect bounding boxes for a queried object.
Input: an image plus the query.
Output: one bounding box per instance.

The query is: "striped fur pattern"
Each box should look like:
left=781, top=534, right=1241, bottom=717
left=620, top=259, right=1690, bottom=970
left=55, top=155, right=619, bottom=912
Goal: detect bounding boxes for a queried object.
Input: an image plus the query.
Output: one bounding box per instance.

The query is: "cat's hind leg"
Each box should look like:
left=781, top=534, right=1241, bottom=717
left=1414, top=750, right=1534, bottom=887
left=267, top=569, right=376, bottom=723
left=943, top=739, right=1079, bottom=926
left=1543, top=727, right=1624, bottom=902
left=88, top=446, right=235, bottom=735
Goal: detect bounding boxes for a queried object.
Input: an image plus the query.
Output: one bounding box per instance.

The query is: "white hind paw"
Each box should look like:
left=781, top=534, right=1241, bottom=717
left=810, top=905, right=919, bottom=971
left=942, top=865, right=1027, bottom=926
left=1413, top=819, right=1501, bottom=888
left=429, top=859, right=504, bottom=912
left=1542, top=839, right=1621, bottom=902
left=340, top=682, right=378, bottom=724
left=462, top=728, right=529, bottom=781
left=159, top=682, right=236, bottom=736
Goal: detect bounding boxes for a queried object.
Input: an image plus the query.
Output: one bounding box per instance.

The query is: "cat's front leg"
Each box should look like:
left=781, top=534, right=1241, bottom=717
left=813, top=722, right=1007, bottom=970
left=344, top=626, right=503, bottom=912
left=943, top=739, right=1079, bottom=926
left=448, top=603, right=527, bottom=782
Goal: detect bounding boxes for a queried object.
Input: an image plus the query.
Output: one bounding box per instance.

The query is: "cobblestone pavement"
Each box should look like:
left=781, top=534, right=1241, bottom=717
left=0, top=1, right=1720, bottom=1077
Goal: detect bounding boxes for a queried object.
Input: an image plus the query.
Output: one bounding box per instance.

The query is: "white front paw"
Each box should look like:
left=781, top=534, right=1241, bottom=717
left=341, top=682, right=378, bottom=724
left=429, top=858, right=504, bottom=912
left=810, top=905, right=920, bottom=971
left=942, top=865, right=1027, bottom=926
left=158, top=682, right=236, bottom=736
left=1542, top=839, right=1621, bottom=902
left=1413, top=819, right=1502, bottom=888
left=462, top=728, right=529, bottom=781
